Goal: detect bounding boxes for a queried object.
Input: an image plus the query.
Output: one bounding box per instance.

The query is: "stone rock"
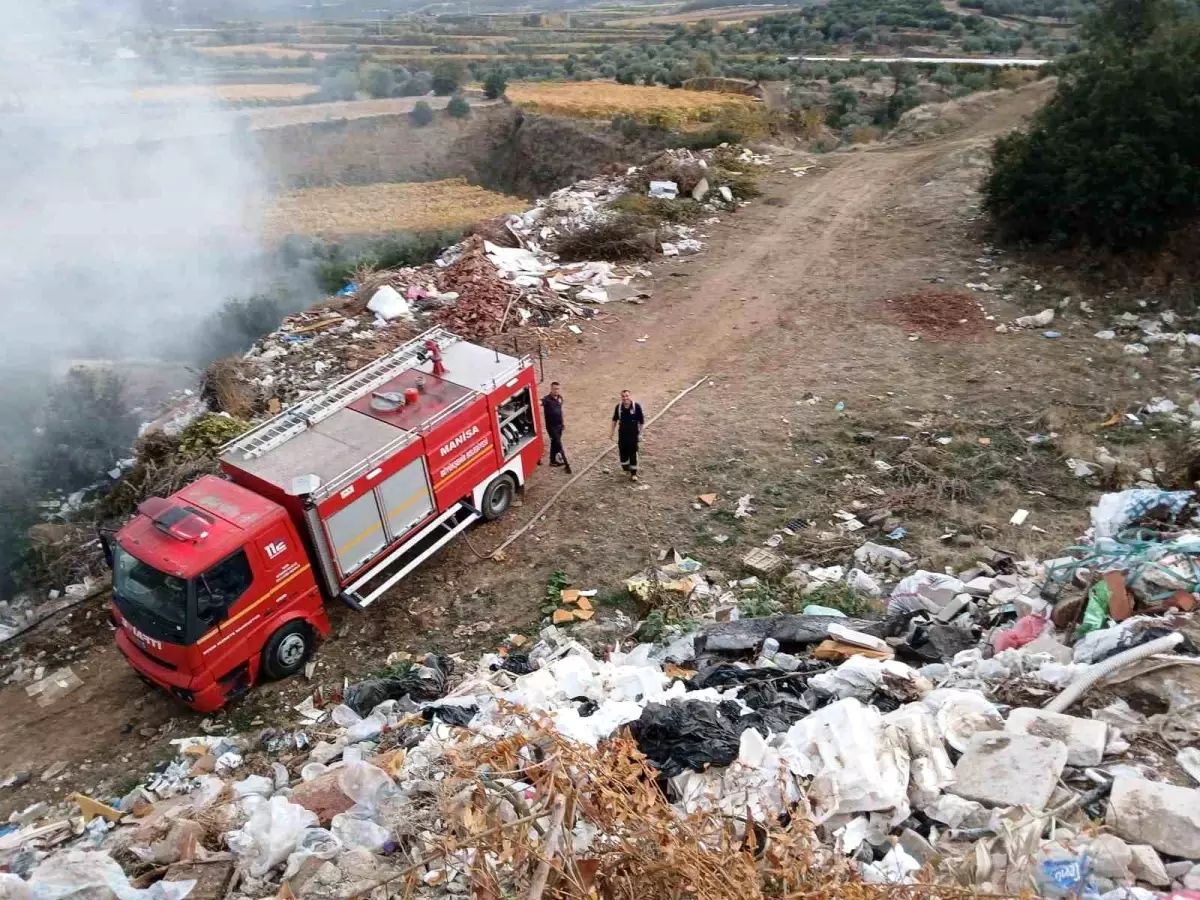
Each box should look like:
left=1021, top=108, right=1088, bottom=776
left=1128, top=844, right=1170, bottom=887
left=1107, top=776, right=1200, bottom=858
left=1185, top=865, right=1200, bottom=891
left=1004, top=708, right=1108, bottom=767
left=963, top=577, right=995, bottom=597
left=1088, top=833, right=1132, bottom=879
left=897, top=828, right=937, bottom=866
left=164, top=860, right=236, bottom=900
left=1166, top=861, right=1195, bottom=878
left=949, top=732, right=1067, bottom=810
left=290, top=769, right=355, bottom=826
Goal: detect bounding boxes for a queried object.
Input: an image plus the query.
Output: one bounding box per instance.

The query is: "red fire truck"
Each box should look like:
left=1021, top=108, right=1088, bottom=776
left=107, top=328, right=544, bottom=711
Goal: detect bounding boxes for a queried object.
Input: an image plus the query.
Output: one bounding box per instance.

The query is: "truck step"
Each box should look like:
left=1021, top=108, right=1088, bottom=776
left=341, top=503, right=480, bottom=610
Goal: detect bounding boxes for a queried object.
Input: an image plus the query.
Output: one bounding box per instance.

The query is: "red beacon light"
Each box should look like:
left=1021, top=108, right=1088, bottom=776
left=137, top=497, right=212, bottom=542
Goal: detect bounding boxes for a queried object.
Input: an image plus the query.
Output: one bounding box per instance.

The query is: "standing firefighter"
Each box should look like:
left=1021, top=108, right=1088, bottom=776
left=541, top=381, right=571, bottom=473
left=609, top=389, right=645, bottom=481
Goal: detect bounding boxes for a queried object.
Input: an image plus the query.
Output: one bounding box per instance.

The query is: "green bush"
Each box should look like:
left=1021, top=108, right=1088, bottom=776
left=431, top=59, right=466, bottom=95
left=483, top=70, right=508, bottom=99
left=983, top=5, right=1200, bottom=249
left=178, top=414, right=251, bottom=461
left=447, top=93, right=470, bottom=118
left=409, top=100, right=434, bottom=126
left=313, top=229, right=464, bottom=294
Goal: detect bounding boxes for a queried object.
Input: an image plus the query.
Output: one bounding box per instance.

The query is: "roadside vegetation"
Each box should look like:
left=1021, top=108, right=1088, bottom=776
left=984, top=0, right=1200, bottom=251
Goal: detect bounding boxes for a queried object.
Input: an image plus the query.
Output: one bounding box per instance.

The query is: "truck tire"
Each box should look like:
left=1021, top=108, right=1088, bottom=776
left=261, top=622, right=313, bottom=680
left=481, top=474, right=516, bottom=521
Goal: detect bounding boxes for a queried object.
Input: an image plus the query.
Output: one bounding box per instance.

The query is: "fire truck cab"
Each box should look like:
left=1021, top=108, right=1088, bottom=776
left=110, top=328, right=543, bottom=711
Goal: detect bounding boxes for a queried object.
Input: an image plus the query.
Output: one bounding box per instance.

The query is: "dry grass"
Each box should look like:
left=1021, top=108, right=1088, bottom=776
left=264, top=179, right=526, bottom=239
left=371, top=714, right=976, bottom=900
left=195, top=43, right=326, bottom=59
left=507, top=81, right=762, bottom=127
left=131, top=83, right=319, bottom=103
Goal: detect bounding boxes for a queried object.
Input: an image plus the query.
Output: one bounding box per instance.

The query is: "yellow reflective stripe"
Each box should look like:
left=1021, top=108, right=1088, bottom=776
left=337, top=488, right=429, bottom=554
left=433, top=442, right=491, bottom=491
left=196, top=564, right=311, bottom=645
left=387, top=488, right=428, bottom=521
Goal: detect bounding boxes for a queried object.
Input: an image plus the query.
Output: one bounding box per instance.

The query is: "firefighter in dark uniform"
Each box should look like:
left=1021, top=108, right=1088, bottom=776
left=609, top=389, right=645, bottom=481
left=541, top=381, right=571, bottom=473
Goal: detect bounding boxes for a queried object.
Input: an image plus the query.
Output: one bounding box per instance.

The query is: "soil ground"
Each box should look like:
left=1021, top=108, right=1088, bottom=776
left=1, top=79, right=1188, bottom=816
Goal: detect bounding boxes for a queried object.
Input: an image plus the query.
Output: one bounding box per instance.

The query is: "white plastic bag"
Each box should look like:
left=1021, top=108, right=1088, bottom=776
left=888, top=571, right=965, bottom=615
left=21, top=850, right=195, bottom=900
left=331, top=813, right=391, bottom=852
left=777, top=698, right=909, bottom=823
left=331, top=704, right=363, bottom=727
left=226, top=796, right=319, bottom=877
left=233, top=774, right=274, bottom=798
left=338, top=760, right=395, bottom=813
left=281, top=828, right=343, bottom=881
left=344, top=715, right=385, bottom=743
left=366, top=286, right=414, bottom=323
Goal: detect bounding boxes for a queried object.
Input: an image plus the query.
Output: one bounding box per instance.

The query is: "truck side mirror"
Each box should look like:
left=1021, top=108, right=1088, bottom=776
left=98, top=531, right=114, bottom=569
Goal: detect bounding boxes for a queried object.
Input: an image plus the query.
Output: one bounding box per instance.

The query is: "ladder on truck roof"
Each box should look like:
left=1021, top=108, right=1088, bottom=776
left=224, top=327, right=462, bottom=461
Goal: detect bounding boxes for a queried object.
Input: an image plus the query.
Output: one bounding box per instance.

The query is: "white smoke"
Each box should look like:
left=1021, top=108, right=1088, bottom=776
left=0, top=0, right=272, bottom=369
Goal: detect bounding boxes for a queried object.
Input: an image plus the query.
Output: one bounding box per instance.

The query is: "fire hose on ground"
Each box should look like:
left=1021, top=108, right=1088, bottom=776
left=466, top=374, right=710, bottom=561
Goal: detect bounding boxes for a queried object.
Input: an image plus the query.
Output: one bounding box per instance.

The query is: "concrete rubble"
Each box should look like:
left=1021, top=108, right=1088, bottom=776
left=5, top=487, right=1200, bottom=898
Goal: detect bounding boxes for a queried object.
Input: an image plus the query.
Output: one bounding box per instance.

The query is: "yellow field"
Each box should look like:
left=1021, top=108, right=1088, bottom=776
left=264, top=179, right=527, bottom=239
left=196, top=44, right=326, bottom=59
left=610, top=5, right=778, bottom=25
left=506, top=81, right=761, bottom=126
left=132, top=84, right=319, bottom=103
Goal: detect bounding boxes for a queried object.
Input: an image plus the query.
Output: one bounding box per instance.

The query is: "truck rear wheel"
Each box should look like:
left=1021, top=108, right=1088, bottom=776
left=261, top=622, right=313, bottom=680
left=481, top=474, right=516, bottom=521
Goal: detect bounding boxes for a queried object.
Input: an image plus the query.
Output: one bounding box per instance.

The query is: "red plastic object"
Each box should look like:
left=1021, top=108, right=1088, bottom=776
left=994, top=614, right=1047, bottom=651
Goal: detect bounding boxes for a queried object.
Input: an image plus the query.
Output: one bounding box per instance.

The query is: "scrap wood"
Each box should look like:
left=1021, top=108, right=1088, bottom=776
left=70, top=792, right=123, bottom=823
left=288, top=315, right=344, bottom=335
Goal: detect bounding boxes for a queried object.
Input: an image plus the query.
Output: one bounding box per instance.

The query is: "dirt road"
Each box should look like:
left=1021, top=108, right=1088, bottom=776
left=4, top=80, right=1156, bottom=813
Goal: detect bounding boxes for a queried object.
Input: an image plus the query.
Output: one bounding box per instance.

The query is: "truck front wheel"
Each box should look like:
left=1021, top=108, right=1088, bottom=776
left=481, top=474, right=516, bottom=521
left=261, top=622, right=313, bottom=680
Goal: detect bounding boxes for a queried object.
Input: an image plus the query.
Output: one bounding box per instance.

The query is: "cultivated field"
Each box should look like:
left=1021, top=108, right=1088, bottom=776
left=609, top=5, right=782, bottom=26
left=264, top=179, right=526, bottom=238
left=132, top=83, right=319, bottom=103
left=196, top=43, right=326, bottom=59
left=506, top=81, right=763, bottom=125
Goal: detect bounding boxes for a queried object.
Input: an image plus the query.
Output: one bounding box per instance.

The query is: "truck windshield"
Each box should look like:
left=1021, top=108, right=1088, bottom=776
left=112, top=545, right=189, bottom=641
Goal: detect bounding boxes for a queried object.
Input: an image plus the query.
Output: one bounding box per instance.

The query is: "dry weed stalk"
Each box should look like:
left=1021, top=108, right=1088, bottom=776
left=380, top=716, right=977, bottom=900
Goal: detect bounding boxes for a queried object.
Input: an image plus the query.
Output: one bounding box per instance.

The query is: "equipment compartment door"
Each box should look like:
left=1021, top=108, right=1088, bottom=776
left=496, top=387, right=536, bottom=459
left=378, top=458, right=434, bottom=541
left=324, top=491, right=387, bottom=577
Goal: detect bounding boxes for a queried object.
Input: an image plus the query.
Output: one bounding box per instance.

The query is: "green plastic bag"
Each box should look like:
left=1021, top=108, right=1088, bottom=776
left=1075, top=581, right=1110, bottom=639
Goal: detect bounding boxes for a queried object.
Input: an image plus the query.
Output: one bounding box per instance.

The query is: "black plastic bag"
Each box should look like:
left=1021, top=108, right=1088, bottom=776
left=343, top=653, right=452, bottom=716
left=423, top=704, right=479, bottom=727
left=628, top=699, right=756, bottom=778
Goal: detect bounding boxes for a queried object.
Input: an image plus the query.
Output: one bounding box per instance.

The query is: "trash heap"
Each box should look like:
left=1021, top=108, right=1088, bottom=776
left=12, top=487, right=1200, bottom=899
left=205, top=147, right=764, bottom=414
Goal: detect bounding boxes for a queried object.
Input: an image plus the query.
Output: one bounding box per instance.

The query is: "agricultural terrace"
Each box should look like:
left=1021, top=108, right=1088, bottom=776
left=264, top=180, right=526, bottom=239
left=131, top=83, right=319, bottom=103
left=506, top=81, right=764, bottom=126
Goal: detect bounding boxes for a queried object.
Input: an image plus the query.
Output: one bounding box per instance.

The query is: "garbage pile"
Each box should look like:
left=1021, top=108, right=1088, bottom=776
left=11, top=486, right=1200, bottom=899
left=206, top=147, right=763, bottom=413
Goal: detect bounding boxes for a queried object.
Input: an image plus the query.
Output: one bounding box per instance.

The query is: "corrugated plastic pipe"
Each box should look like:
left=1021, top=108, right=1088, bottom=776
left=1044, top=632, right=1185, bottom=713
